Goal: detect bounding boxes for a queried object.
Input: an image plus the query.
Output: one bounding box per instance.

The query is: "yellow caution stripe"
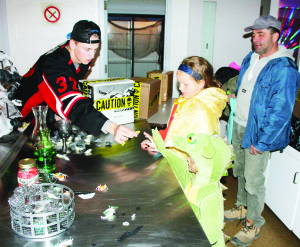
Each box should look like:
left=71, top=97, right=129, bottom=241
left=134, top=81, right=141, bottom=118
left=95, top=96, right=133, bottom=111
left=82, top=78, right=125, bottom=98
left=149, top=91, right=159, bottom=111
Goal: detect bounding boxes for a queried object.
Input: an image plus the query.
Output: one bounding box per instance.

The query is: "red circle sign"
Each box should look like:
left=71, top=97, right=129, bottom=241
left=44, top=6, right=61, bottom=23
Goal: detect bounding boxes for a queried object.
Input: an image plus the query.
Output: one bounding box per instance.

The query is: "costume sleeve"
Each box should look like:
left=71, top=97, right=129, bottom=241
left=37, top=54, right=108, bottom=136
left=153, top=128, right=191, bottom=189
left=185, top=103, right=219, bottom=134
left=166, top=100, right=219, bottom=143
left=159, top=128, right=168, bottom=140
left=254, top=66, right=300, bottom=151
left=159, top=103, right=178, bottom=140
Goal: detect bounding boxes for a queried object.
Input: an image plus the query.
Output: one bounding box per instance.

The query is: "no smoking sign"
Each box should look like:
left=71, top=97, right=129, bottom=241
left=44, top=5, right=61, bottom=23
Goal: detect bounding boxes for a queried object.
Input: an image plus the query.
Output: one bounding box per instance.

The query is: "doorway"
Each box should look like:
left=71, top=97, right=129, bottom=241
left=107, top=15, right=165, bottom=78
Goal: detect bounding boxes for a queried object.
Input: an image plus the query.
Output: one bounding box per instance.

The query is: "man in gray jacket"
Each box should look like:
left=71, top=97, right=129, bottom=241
left=224, top=15, right=300, bottom=246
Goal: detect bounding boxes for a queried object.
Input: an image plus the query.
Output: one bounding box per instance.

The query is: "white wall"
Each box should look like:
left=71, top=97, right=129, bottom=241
left=187, top=0, right=203, bottom=57
left=6, top=0, right=101, bottom=78
left=270, top=0, right=280, bottom=16
left=4, top=0, right=268, bottom=98
left=213, top=0, right=261, bottom=70
left=167, top=0, right=190, bottom=97
left=0, top=0, right=9, bottom=53
left=188, top=0, right=260, bottom=71
left=168, top=0, right=261, bottom=97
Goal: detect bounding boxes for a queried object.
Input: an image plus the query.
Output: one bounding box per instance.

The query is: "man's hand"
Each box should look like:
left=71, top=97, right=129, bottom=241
left=106, top=122, right=138, bottom=144
left=250, top=145, right=262, bottom=155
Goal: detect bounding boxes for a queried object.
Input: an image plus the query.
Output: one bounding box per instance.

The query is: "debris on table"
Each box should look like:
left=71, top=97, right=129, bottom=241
left=84, top=149, right=92, bottom=155
left=131, top=213, right=136, bottom=220
left=116, top=225, right=143, bottom=242
left=95, top=183, right=108, bottom=192
left=56, top=153, right=70, bottom=161
left=51, top=237, right=73, bottom=247
left=84, top=134, right=93, bottom=145
left=52, top=172, right=69, bottom=181
left=105, top=141, right=112, bottom=148
left=100, top=206, right=118, bottom=221
left=78, top=192, right=95, bottom=199
left=46, top=191, right=60, bottom=200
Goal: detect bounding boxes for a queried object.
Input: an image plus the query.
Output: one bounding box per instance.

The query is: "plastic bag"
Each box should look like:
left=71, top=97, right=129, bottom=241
left=225, top=97, right=236, bottom=144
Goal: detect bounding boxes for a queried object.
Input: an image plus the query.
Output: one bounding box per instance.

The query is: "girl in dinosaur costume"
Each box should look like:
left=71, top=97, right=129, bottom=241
left=141, top=56, right=228, bottom=157
left=141, top=56, right=231, bottom=246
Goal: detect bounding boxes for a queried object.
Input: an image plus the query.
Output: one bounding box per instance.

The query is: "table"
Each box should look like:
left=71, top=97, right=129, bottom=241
left=0, top=119, right=210, bottom=246
left=147, top=98, right=174, bottom=129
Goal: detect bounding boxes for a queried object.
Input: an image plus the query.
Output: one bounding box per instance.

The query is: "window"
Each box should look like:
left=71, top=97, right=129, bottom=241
left=108, top=15, right=164, bottom=78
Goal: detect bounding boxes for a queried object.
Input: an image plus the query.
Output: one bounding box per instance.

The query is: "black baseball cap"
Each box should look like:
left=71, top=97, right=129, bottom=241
left=70, top=20, right=101, bottom=44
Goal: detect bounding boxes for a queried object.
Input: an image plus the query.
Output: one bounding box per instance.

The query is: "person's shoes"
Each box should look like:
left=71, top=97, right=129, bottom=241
left=224, top=205, right=247, bottom=222
left=231, top=219, right=260, bottom=247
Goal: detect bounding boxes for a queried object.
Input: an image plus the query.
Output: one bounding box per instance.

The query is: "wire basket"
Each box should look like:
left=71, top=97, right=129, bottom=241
left=9, top=183, right=75, bottom=238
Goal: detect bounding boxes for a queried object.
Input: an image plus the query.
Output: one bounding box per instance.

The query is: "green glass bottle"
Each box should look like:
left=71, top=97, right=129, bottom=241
left=33, top=129, right=57, bottom=174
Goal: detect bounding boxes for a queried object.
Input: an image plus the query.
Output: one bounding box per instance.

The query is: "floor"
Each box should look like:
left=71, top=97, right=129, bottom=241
left=222, top=169, right=300, bottom=247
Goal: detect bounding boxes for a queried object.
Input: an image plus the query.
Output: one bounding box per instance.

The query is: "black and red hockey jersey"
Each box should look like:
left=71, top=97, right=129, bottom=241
left=15, top=40, right=108, bottom=136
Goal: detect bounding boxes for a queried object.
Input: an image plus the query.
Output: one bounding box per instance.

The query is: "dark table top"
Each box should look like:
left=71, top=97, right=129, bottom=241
left=0, top=119, right=210, bottom=247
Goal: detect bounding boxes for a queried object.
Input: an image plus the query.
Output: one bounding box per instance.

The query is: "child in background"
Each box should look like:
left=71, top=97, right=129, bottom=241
left=141, top=56, right=230, bottom=246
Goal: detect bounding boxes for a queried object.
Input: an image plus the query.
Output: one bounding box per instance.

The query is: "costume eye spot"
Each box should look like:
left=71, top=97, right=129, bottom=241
left=187, top=133, right=196, bottom=144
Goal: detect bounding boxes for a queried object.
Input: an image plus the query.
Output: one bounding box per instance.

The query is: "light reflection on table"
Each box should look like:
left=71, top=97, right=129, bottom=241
left=0, top=119, right=210, bottom=246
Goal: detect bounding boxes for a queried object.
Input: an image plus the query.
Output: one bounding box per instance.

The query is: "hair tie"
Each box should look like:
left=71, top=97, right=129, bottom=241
left=178, top=64, right=203, bottom=81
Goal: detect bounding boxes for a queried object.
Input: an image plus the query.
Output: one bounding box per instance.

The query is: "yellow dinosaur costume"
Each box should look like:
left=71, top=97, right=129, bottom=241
left=160, top=87, right=228, bottom=159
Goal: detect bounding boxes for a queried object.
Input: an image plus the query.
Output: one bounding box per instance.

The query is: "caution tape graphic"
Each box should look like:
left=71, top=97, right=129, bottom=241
left=134, top=81, right=141, bottom=118
left=81, top=78, right=125, bottom=98
left=95, top=96, right=133, bottom=111
left=149, top=91, right=159, bottom=111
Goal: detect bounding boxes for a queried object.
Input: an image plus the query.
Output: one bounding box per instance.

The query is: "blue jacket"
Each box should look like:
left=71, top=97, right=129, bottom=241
left=236, top=51, right=300, bottom=152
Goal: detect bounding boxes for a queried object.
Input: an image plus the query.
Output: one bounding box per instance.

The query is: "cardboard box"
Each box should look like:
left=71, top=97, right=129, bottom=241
left=79, top=78, right=135, bottom=125
left=130, top=77, right=160, bottom=119
left=147, top=70, right=173, bottom=104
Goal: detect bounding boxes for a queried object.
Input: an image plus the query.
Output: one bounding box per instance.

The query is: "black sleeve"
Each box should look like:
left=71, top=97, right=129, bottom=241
left=40, top=53, right=109, bottom=136
left=65, top=97, right=108, bottom=136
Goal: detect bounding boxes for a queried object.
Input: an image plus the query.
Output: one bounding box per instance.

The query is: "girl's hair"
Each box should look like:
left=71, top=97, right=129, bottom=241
left=180, top=56, right=221, bottom=88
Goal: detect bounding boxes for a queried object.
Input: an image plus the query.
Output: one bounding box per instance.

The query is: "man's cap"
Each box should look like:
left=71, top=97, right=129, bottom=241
left=244, top=15, right=282, bottom=32
left=70, top=20, right=101, bottom=44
